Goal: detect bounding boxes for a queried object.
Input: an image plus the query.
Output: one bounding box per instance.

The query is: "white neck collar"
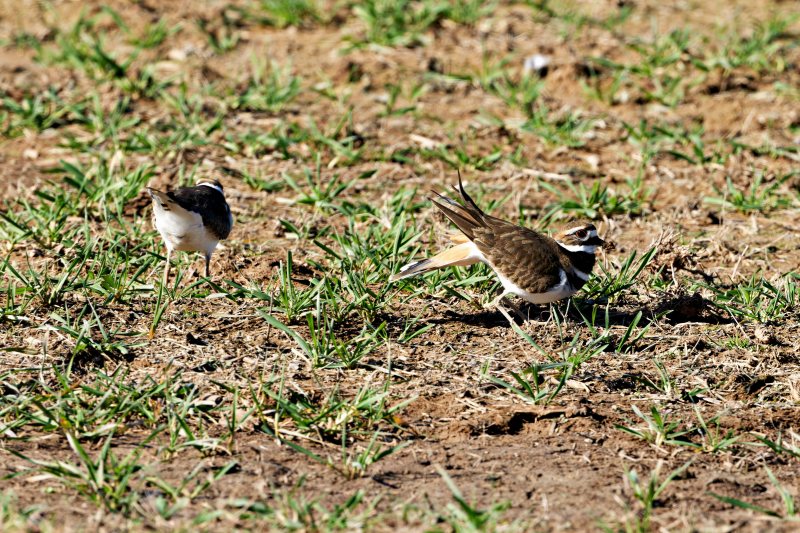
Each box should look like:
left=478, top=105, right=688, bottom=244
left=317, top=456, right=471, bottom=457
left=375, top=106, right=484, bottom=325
left=556, top=241, right=597, bottom=254
left=199, top=182, right=224, bottom=195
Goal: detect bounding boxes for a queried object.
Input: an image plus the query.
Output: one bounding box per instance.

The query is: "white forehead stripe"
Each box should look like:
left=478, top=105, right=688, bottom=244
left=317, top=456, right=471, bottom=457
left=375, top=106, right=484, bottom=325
left=199, top=182, right=224, bottom=195
left=556, top=241, right=598, bottom=254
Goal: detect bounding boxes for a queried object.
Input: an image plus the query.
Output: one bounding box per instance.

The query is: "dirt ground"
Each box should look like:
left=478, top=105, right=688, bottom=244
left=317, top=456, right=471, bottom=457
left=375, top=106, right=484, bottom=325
left=2, top=0, right=800, bottom=531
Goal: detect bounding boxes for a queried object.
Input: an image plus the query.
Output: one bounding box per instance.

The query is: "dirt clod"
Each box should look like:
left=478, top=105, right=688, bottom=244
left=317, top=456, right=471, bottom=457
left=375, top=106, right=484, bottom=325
left=657, top=291, right=731, bottom=324
left=754, top=326, right=776, bottom=344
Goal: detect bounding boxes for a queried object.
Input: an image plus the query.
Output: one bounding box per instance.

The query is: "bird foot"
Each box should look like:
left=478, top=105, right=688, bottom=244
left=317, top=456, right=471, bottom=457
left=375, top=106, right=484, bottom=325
left=500, top=296, right=528, bottom=322
left=488, top=294, right=527, bottom=327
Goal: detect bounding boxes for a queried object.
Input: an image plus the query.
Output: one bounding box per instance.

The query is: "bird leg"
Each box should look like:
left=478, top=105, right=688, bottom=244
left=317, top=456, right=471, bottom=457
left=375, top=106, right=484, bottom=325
left=542, top=304, right=555, bottom=329
left=163, top=248, right=171, bottom=287
left=543, top=300, right=571, bottom=330
left=489, top=293, right=524, bottom=327
left=562, top=298, right=572, bottom=326
left=204, top=252, right=212, bottom=278
left=500, top=296, right=528, bottom=322
left=542, top=300, right=571, bottom=330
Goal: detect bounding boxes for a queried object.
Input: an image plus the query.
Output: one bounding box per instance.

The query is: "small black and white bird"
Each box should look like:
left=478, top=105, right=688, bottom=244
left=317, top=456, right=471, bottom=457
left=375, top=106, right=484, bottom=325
left=147, top=178, right=233, bottom=284
left=390, top=173, right=614, bottom=324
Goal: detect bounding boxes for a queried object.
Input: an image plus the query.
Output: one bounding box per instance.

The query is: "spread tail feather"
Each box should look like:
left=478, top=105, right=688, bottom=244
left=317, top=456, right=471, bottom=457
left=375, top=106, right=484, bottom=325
left=453, top=168, right=486, bottom=221
left=390, top=242, right=481, bottom=281
left=427, top=169, right=492, bottom=241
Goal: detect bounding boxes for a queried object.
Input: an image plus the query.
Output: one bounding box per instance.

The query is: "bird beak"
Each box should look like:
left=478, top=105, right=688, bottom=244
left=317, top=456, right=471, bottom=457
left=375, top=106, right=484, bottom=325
left=587, top=234, right=612, bottom=251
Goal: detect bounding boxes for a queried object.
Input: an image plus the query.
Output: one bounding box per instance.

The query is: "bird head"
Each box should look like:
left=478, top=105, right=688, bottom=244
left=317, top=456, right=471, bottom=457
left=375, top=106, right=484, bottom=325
left=553, top=221, right=613, bottom=253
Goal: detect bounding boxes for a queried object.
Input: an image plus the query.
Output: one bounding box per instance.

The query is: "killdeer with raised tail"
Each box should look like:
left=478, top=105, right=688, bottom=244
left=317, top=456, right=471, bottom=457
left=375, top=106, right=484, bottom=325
left=390, top=172, right=614, bottom=325
left=147, top=178, right=233, bottom=284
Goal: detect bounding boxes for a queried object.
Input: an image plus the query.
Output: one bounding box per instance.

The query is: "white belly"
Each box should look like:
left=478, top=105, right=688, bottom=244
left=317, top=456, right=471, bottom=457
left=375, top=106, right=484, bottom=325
left=495, top=268, right=577, bottom=304
left=154, top=207, right=219, bottom=256
left=464, top=241, right=578, bottom=304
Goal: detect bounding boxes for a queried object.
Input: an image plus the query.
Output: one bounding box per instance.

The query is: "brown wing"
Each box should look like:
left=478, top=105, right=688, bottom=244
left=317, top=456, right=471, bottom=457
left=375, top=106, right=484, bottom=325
left=474, top=223, right=565, bottom=294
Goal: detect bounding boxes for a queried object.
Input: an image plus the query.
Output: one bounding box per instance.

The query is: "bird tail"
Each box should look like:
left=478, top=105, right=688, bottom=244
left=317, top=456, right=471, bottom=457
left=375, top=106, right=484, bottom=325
left=147, top=187, right=175, bottom=213
left=428, top=169, right=491, bottom=241
left=447, top=233, right=470, bottom=245
left=390, top=242, right=483, bottom=281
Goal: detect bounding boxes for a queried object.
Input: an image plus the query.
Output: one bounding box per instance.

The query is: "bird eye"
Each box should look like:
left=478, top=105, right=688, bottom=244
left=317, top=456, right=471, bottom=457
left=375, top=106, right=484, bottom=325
left=575, top=229, right=587, bottom=239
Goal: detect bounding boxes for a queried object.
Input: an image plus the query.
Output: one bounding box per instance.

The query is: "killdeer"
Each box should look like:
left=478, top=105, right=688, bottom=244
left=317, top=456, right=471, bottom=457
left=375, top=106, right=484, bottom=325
left=390, top=173, right=613, bottom=325
left=147, top=178, right=233, bottom=284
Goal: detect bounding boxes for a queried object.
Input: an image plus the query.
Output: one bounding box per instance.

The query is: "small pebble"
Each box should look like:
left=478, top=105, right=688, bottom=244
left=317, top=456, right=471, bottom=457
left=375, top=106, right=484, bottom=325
left=523, top=54, right=550, bottom=74
left=754, top=326, right=776, bottom=344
